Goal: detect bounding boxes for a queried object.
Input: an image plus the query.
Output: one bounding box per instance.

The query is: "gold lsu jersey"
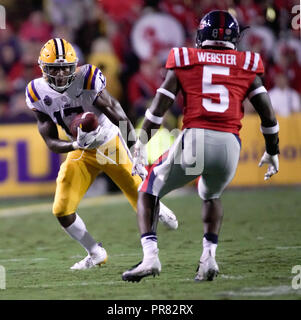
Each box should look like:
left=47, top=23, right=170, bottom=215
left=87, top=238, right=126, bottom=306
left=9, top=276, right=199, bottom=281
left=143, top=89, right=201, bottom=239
left=25, top=64, right=142, bottom=217
left=25, top=64, right=119, bottom=144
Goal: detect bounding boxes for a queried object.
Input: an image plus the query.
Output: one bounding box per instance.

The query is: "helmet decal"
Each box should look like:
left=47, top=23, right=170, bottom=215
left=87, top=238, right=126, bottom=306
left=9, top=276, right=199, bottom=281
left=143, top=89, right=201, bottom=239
left=196, top=10, right=240, bottom=50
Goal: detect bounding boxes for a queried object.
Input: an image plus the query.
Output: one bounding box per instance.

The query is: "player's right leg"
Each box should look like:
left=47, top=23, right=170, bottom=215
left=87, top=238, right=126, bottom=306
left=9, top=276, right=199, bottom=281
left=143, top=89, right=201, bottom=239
left=121, top=192, right=162, bottom=282
left=100, top=133, right=178, bottom=229
left=53, top=149, right=107, bottom=270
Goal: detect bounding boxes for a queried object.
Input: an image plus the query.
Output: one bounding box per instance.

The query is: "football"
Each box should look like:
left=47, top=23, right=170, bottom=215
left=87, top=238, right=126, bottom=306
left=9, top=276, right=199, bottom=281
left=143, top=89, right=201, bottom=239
left=70, top=112, right=99, bottom=138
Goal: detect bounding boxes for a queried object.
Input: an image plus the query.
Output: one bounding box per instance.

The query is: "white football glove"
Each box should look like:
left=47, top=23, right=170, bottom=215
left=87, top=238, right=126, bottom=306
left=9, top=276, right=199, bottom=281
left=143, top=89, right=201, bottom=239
left=258, top=151, right=279, bottom=181
left=75, top=126, right=109, bottom=150
left=132, top=139, right=148, bottom=180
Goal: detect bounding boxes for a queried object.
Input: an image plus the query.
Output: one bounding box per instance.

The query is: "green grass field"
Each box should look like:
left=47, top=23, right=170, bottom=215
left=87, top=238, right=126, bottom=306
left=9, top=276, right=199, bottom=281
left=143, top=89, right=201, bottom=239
left=0, top=187, right=301, bottom=300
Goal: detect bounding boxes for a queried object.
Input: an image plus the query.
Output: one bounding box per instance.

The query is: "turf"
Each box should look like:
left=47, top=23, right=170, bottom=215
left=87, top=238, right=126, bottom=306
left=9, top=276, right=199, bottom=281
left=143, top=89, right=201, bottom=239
left=0, top=187, right=301, bottom=300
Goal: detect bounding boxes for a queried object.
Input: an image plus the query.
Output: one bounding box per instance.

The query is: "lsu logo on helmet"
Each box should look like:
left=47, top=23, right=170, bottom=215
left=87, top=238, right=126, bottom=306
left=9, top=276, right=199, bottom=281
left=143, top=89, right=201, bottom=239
left=38, top=38, right=78, bottom=92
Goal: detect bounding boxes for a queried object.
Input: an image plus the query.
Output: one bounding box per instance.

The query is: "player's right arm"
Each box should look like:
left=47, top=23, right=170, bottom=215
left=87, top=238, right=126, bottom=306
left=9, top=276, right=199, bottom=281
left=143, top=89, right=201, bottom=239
left=131, top=69, right=180, bottom=178
left=33, top=110, right=76, bottom=154
left=139, top=69, right=180, bottom=143
left=247, top=75, right=280, bottom=180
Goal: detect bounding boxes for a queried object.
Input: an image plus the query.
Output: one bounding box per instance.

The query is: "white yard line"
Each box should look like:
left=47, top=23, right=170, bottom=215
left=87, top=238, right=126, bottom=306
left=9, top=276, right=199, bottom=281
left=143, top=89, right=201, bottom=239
left=0, top=190, right=187, bottom=219
left=0, top=194, right=127, bottom=218
left=220, top=274, right=244, bottom=280
left=219, top=285, right=301, bottom=297
left=23, top=280, right=124, bottom=289
left=0, top=258, right=48, bottom=262
left=276, top=246, right=301, bottom=250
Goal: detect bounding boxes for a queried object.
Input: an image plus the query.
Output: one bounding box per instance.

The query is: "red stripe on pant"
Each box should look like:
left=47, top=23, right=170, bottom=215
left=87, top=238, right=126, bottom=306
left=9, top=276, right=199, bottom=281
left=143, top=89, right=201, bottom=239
left=140, top=150, right=169, bottom=193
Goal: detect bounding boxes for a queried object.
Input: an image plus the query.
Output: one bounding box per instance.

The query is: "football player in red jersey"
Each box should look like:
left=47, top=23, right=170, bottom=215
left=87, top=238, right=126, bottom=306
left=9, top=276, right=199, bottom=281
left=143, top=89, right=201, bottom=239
left=122, top=10, right=280, bottom=282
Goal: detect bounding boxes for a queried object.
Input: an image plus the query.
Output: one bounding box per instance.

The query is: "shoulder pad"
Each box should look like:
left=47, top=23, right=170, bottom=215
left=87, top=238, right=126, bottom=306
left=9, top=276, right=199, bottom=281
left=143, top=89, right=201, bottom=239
left=26, top=80, right=41, bottom=103
left=242, top=51, right=264, bottom=74
left=82, top=64, right=101, bottom=90
left=166, top=47, right=196, bottom=69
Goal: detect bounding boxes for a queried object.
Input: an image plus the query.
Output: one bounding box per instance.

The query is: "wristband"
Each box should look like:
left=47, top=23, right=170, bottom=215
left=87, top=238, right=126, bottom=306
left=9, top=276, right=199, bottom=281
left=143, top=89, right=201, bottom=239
left=72, top=141, right=79, bottom=150
left=266, top=138, right=280, bottom=155
left=145, top=109, right=163, bottom=125
left=260, top=122, right=279, bottom=134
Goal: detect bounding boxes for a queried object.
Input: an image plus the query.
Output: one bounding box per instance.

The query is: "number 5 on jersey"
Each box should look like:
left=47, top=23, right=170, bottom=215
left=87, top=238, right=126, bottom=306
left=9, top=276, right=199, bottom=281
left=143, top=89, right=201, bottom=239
left=202, top=65, right=229, bottom=113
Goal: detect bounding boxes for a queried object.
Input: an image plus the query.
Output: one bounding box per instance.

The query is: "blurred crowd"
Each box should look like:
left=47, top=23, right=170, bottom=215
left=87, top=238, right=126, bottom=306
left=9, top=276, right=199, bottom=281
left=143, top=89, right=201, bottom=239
left=0, top=0, right=300, bottom=125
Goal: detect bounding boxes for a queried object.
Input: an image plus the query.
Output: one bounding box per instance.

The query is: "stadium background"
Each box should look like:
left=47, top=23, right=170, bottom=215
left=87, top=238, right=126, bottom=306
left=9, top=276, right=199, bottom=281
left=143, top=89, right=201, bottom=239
left=0, top=0, right=300, bottom=198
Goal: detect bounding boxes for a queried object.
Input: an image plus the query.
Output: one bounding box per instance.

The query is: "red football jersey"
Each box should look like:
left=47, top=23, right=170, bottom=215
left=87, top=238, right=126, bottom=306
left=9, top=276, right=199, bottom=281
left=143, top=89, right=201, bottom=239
left=166, top=47, right=264, bottom=135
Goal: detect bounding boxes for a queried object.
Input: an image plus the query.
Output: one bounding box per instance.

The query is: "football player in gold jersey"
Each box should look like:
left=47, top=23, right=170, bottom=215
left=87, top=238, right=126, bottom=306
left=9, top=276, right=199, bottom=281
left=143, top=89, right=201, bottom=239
left=25, top=38, right=178, bottom=270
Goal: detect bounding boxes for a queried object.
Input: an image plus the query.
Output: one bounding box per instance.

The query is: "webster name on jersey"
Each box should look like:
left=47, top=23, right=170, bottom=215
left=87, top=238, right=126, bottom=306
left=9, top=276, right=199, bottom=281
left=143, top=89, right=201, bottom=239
left=197, top=52, right=236, bottom=65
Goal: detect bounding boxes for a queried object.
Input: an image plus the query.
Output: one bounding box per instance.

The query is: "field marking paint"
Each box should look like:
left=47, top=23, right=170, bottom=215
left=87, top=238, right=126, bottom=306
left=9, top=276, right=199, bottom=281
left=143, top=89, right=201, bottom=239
left=276, top=246, right=301, bottom=250
left=70, top=252, right=140, bottom=259
left=0, top=191, right=183, bottom=219
left=219, top=285, right=301, bottom=297
left=0, top=194, right=127, bottom=218
left=23, top=280, right=124, bottom=289
left=0, top=265, right=5, bottom=289
left=0, top=258, right=48, bottom=262
left=220, top=274, right=244, bottom=280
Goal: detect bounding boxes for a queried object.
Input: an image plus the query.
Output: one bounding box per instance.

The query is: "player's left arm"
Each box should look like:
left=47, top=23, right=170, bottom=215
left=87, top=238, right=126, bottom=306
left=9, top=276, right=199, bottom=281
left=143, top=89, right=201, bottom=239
left=247, top=75, right=280, bottom=180
left=93, top=89, right=136, bottom=148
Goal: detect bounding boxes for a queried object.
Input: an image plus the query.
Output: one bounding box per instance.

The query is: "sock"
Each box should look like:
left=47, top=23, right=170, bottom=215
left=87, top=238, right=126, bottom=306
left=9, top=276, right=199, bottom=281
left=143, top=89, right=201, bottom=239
left=64, top=213, right=99, bottom=255
left=201, top=233, right=218, bottom=260
left=141, top=232, right=158, bottom=259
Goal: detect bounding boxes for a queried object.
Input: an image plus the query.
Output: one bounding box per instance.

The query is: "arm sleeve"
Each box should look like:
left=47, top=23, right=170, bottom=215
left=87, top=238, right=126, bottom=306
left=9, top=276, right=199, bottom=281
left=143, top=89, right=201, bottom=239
left=94, top=68, right=106, bottom=93
left=83, top=64, right=106, bottom=93
left=25, top=84, right=40, bottom=111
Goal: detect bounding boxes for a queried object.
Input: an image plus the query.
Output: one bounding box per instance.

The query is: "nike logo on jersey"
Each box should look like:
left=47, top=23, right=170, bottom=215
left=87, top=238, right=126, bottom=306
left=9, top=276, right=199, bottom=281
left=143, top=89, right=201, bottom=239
left=76, top=91, right=83, bottom=98
left=83, top=141, right=91, bottom=147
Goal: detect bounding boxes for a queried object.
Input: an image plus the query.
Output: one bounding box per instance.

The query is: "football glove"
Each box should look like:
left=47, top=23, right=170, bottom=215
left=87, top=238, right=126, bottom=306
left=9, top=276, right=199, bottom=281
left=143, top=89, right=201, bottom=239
left=132, top=139, right=148, bottom=180
left=75, top=126, right=108, bottom=150
left=258, top=151, right=279, bottom=181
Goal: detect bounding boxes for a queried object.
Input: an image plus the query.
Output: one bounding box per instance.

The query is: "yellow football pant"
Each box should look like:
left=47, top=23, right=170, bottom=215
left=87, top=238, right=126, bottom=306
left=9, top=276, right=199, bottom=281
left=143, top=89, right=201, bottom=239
left=52, top=134, right=142, bottom=217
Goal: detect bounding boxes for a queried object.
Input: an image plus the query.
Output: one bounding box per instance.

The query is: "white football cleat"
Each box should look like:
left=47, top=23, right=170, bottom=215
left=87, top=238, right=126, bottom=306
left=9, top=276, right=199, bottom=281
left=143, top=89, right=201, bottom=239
left=70, top=243, right=108, bottom=270
left=122, top=253, right=161, bottom=282
left=194, top=251, right=219, bottom=281
left=158, top=202, right=178, bottom=230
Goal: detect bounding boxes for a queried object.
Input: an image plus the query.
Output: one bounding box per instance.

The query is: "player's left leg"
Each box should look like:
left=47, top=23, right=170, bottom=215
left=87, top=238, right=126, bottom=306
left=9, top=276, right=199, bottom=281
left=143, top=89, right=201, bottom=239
left=53, top=149, right=107, bottom=269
